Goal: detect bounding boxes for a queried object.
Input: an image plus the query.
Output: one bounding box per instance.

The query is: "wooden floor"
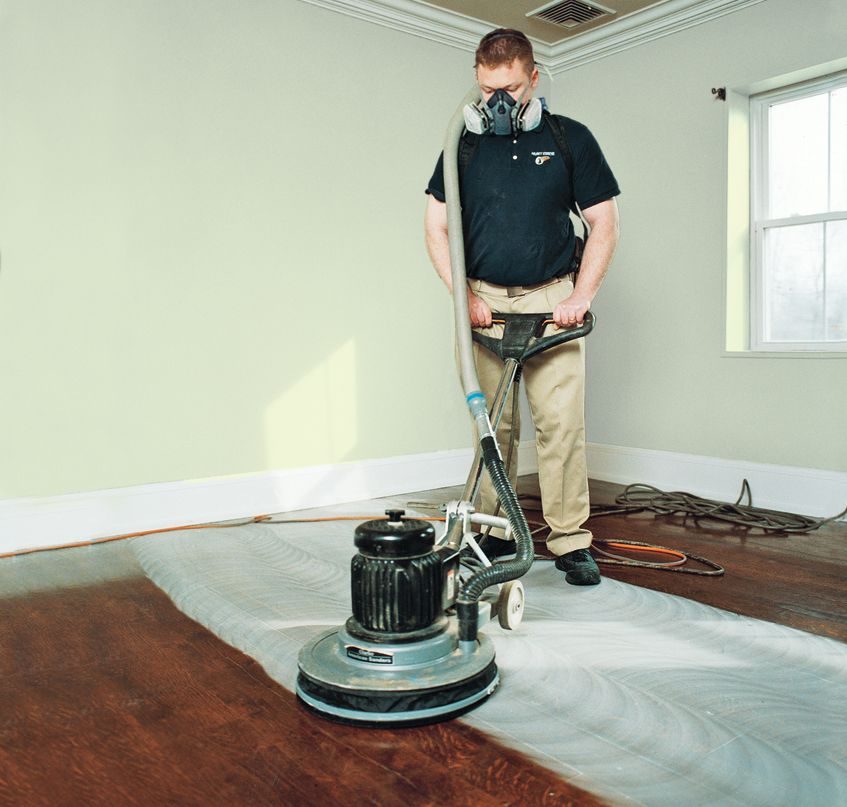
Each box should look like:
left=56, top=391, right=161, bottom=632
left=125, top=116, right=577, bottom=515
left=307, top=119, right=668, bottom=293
left=1, top=477, right=845, bottom=806
left=573, top=479, right=847, bottom=643
left=0, top=557, right=604, bottom=807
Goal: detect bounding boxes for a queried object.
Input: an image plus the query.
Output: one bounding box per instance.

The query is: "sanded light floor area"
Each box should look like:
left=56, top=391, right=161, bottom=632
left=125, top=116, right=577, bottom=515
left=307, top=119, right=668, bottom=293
left=133, top=497, right=847, bottom=807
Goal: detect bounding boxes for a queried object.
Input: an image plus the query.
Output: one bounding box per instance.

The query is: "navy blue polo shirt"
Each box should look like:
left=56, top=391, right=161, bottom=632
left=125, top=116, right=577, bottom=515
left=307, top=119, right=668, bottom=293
left=426, top=114, right=620, bottom=286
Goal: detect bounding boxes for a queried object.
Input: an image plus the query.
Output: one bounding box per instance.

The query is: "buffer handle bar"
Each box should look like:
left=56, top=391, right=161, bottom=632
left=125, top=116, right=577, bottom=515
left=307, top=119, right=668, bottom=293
left=471, top=310, right=595, bottom=363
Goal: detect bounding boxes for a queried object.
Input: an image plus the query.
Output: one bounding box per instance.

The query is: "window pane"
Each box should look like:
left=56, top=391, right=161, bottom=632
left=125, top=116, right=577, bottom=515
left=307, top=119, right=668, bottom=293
left=769, top=93, right=828, bottom=218
left=831, top=87, right=847, bottom=212
left=763, top=223, right=824, bottom=341
left=826, top=220, right=847, bottom=341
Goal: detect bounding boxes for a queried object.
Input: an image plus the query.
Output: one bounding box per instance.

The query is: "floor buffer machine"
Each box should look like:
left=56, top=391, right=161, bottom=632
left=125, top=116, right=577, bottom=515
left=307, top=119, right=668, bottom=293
left=296, top=88, right=595, bottom=726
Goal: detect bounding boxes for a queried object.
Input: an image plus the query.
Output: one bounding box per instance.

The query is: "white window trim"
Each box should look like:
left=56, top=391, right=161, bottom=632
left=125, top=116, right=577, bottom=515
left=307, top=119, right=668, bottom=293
left=749, top=72, right=847, bottom=353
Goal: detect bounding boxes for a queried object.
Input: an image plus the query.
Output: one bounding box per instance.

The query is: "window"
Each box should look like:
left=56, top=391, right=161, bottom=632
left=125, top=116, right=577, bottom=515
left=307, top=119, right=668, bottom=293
left=750, top=74, right=847, bottom=351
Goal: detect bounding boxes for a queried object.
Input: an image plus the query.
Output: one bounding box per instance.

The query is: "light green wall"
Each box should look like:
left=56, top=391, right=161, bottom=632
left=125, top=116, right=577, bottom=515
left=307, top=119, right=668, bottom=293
left=0, top=0, right=474, bottom=498
left=5, top=1, right=844, bottom=502
left=552, top=0, right=847, bottom=472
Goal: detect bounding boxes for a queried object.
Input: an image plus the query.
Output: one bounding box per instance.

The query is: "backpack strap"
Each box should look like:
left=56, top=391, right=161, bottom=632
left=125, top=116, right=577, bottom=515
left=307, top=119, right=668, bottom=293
left=543, top=111, right=590, bottom=277
left=458, top=129, right=480, bottom=174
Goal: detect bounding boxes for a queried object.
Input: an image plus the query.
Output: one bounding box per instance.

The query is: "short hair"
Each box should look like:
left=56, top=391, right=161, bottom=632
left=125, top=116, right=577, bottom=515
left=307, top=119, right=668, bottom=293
left=474, top=29, right=535, bottom=75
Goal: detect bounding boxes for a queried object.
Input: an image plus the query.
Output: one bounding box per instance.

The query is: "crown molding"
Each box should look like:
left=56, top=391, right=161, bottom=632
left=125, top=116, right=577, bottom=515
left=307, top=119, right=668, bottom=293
left=297, top=0, right=765, bottom=73
left=296, top=0, right=490, bottom=53
left=545, top=0, right=766, bottom=73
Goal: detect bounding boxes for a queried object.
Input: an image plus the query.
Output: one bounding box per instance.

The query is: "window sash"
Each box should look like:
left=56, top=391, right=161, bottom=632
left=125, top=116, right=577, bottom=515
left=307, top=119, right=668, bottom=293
left=750, top=74, right=847, bottom=352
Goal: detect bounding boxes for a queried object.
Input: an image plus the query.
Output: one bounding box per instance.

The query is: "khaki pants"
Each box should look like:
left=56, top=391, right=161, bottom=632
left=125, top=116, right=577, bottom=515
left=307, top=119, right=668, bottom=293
left=467, top=277, right=592, bottom=556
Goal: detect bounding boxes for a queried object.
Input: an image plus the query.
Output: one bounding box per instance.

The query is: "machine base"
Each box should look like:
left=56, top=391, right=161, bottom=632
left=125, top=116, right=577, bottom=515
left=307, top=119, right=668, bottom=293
left=296, top=624, right=498, bottom=726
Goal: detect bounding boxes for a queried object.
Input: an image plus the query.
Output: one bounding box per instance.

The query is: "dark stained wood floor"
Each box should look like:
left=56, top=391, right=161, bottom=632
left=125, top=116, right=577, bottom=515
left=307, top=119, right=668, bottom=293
left=1, top=476, right=845, bottom=806
left=0, top=538, right=607, bottom=807
left=575, top=480, right=847, bottom=643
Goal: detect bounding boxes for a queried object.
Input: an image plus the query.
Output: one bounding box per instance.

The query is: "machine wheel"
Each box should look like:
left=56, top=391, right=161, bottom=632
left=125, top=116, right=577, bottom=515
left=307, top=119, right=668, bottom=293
left=497, top=581, right=525, bottom=630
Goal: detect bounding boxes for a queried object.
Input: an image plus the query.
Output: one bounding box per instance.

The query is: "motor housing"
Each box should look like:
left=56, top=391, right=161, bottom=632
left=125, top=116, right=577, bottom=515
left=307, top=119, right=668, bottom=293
left=348, top=510, right=443, bottom=639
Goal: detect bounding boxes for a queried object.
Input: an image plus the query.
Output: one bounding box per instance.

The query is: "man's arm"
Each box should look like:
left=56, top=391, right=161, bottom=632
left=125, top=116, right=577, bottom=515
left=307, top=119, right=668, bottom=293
left=424, top=194, right=493, bottom=327
left=553, top=197, right=620, bottom=328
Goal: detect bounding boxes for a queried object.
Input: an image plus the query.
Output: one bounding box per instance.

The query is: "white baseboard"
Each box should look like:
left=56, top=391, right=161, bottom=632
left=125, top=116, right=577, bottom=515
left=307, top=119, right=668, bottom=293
left=1, top=441, right=842, bottom=556
left=0, top=448, right=478, bottom=556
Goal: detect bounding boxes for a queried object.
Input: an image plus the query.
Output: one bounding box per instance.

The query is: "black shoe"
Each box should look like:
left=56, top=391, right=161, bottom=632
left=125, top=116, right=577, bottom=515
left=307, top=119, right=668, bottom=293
left=554, top=548, right=601, bottom=586
left=460, top=534, right=515, bottom=563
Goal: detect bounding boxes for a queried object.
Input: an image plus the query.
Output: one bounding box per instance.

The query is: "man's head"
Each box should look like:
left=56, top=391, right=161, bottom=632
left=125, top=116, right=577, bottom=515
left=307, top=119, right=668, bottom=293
left=475, top=28, right=535, bottom=75
left=474, top=29, right=539, bottom=106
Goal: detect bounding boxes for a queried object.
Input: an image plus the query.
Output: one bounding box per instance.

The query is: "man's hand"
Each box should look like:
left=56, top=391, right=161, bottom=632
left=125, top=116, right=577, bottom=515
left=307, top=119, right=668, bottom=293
left=551, top=198, right=619, bottom=329
left=553, top=294, right=591, bottom=328
left=468, top=290, right=493, bottom=327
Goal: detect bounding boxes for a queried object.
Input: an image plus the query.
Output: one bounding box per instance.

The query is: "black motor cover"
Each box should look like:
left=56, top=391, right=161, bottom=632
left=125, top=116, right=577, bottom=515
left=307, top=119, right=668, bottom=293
left=349, top=510, right=442, bottom=636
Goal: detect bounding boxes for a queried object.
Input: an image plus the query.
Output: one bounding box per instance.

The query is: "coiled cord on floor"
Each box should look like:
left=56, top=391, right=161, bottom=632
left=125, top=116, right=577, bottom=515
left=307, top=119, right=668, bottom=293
left=589, top=481, right=847, bottom=534
left=589, top=539, right=725, bottom=576
left=517, top=476, right=845, bottom=576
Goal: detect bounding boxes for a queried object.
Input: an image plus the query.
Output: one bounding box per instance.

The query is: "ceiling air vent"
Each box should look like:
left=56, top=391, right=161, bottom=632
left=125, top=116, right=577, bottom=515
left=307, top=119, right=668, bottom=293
left=527, top=0, right=616, bottom=29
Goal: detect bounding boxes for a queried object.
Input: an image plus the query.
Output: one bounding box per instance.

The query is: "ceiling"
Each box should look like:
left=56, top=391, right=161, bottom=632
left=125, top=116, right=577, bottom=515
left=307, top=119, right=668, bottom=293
left=418, top=0, right=667, bottom=45
left=298, top=0, right=764, bottom=75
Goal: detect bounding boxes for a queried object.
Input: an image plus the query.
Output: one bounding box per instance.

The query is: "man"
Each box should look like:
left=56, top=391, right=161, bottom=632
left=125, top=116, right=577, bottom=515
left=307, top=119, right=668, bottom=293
left=424, top=28, right=620, bottom=586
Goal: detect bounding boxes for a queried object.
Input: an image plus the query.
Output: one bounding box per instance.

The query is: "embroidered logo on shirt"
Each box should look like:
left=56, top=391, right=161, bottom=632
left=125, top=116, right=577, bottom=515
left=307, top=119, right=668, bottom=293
left=531, top=151, right=554, bottom=165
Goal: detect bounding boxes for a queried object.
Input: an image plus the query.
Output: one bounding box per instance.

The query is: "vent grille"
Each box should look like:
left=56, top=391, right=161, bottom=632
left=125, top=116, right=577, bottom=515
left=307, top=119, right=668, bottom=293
left=527, top=0, right=615, bottom=29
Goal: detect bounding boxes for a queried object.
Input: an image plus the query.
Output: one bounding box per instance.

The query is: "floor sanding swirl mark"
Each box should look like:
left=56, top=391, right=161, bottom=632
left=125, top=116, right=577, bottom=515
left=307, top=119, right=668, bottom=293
left=243, top=522, right=354, bottom=591
left=700, top=733, right=844, bottom=807
left=528, top=562, right=717, bottom=618
left=133, top=529, right=349, bottom=686
left=134, top=525, right=350, bottom=612
left=690, top=618, right=847, bottom=683
left=142, top=523, right=351, bottom=600
left=626, top=666, right=847, bottom=729
left=510, top=592, right=756, bottom=679
left=470, top=688, right=743, bottom=807
left=491, top=628, right=847, bottom=794
left=476, top=644, right=841, bottom=806
left=473, top=618, right=761, bottom=803
left=132, top=519, right=847, bottom=807
left=468, top=566, right=847, bottom=806
left=486, top=632, right=746, bottom=763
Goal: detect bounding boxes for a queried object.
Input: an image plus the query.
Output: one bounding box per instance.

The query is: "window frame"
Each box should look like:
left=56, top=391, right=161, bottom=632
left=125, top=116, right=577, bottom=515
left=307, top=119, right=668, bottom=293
left=749, top=72, right=847, bottom=353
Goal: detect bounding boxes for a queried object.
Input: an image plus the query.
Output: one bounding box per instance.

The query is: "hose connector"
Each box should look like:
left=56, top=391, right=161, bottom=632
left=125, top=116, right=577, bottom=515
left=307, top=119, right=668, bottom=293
left=456, top=599, right=478, bottom=643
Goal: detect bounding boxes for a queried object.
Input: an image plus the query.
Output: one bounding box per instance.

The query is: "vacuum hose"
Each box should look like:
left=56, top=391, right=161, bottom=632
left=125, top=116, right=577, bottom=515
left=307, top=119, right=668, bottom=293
left=442, top=87, right=534, bottom=642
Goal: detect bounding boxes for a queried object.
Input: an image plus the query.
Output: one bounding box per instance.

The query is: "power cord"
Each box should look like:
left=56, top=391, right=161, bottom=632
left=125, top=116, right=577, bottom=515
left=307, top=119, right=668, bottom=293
left=589, top=539, right=724, bottom=576
left=512, top=477, right=846, bottom=576
left=590, top=481, right=847, bottom=534
left=7, top=481, right=838, bottom=572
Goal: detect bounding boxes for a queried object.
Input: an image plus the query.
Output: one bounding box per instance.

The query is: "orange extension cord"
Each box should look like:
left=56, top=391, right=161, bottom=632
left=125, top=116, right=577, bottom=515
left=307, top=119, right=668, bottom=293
left=1, top=512, right=723, bottom=575
left=0, top=514, right=446, bottom=560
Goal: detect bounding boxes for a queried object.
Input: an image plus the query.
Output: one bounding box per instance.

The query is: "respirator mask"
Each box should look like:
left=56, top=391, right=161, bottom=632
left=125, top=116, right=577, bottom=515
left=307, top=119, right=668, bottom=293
left=463, top=88, right=543, bottom=136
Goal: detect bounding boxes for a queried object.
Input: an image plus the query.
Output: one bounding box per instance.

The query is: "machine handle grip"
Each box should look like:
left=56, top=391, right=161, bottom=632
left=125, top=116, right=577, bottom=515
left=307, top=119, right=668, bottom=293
left=522, top=310, right=594, bottom=361
left=473, top=311, right=595, bottom=363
